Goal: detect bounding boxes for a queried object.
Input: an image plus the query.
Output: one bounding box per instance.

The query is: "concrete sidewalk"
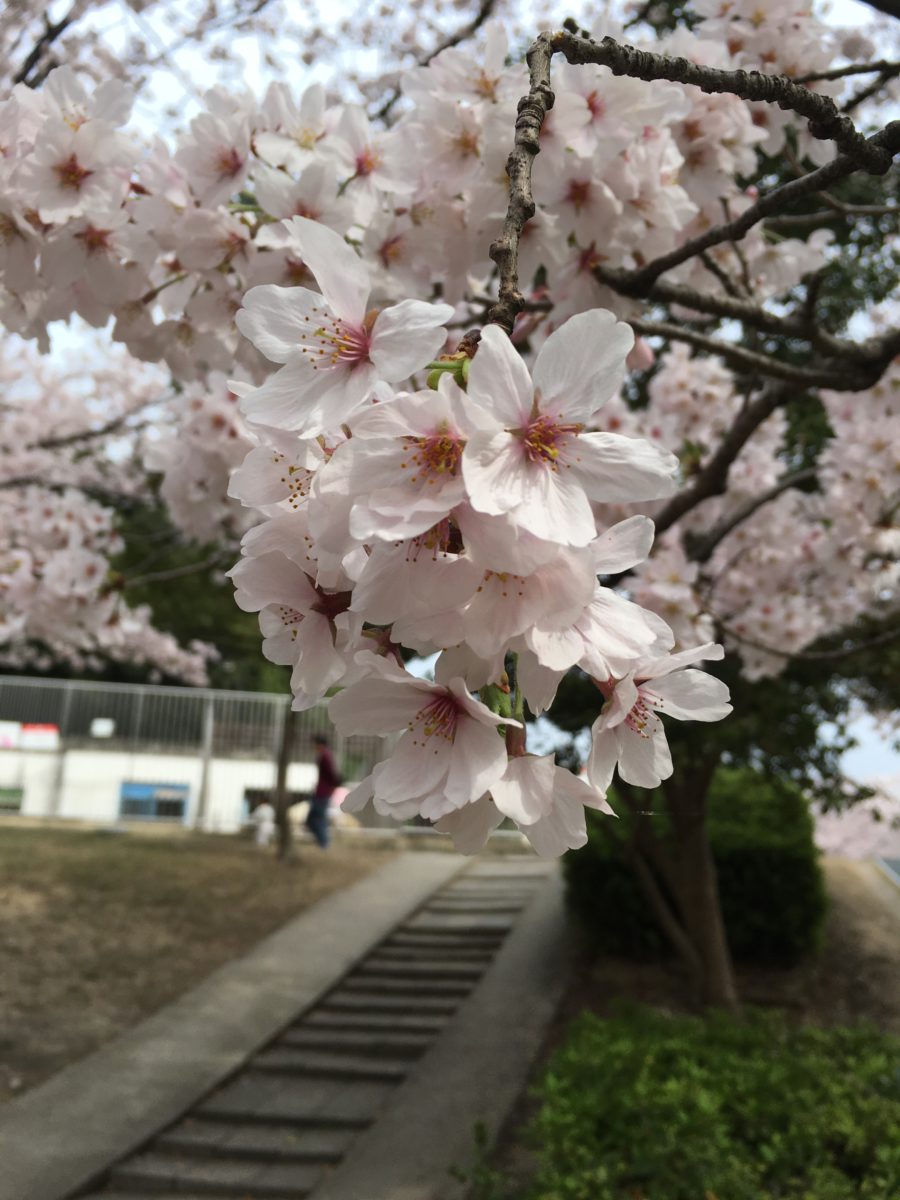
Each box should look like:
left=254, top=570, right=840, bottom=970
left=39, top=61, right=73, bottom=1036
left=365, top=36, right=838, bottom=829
left=0, top=852, right=464, bottom=1200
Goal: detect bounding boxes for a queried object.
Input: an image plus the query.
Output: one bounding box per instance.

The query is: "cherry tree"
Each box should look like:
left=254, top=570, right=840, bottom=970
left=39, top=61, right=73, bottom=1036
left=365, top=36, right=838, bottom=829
left=1, top=0, right=898, bottom=1002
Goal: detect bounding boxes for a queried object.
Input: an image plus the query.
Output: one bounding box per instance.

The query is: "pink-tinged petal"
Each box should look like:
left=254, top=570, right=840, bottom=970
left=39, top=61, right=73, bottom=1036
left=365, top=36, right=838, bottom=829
left=455, top=503, right=560, bottom=575
left=466, top=323, right=534, bottom=426
left=594, top=675, right=640, bottom=732
left=511, top=458, right=597, bottom=546
left=572, top=432, right=678, bottom=503
left=259, top=606, right=302, bottom=664
left=435, top=795, right=504, bottom=854
left=435, top=717, right=508, bottom=815
left=517, top=650, right=564, bottom=716
left=617, top=724, right=673, bottom=789
left=462, top=430, right=527, bottom=516
left=236, top=285, right=321, bottom=363
left=519, top=794, right=588, bottom=858
left=644, top=670, right=732, bottom=722
left=586, top=725, right=619, bottom=793
left=369, top=299, right=454, bottom=381
left=328, top=675, right=432, bottom=735
left=279, top=215, right=370, bottom=323
left=374, top=728, right=451, bottom=804
left=290, top=614, right=347, bottom=695
left=592, top=515, right=655, bottom=575
left=638, top=642, right=725, bottom=680
left=446, top=678, right=510, bottom=727
left=342, top=773, right=374, bottom=813
left=229, top=551, right=317, bottom=612
left=533, top=310, right=633, bottom=421
left=554, top=767, right=614, bottom=815
left=241, top=361, right=376, bottom=437
left=434, top=646, right=502, bottom=692
left=525, top=626, right=584, bottom=672
left=491, top=754, right=556, bottom=824
left=576, top=589, right=664, bottom=668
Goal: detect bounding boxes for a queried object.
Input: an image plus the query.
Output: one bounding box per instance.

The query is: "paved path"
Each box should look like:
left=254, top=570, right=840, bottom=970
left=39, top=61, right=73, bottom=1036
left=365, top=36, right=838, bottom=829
left=1, top=851, right=571, bottom=1200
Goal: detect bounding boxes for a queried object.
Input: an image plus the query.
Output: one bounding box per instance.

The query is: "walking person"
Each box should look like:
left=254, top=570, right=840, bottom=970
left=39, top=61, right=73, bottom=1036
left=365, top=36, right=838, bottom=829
left=306, top=733, right=341, bottom=849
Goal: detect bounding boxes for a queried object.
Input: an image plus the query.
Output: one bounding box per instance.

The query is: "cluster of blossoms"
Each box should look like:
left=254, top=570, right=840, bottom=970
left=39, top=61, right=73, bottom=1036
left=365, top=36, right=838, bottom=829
left=0, top=0, right=897, bottom=849
left=226, top=216, right=732, bottom=854
left=0, top=340, right=216, bottom=681
left=0, top=2, right=855, bottom=357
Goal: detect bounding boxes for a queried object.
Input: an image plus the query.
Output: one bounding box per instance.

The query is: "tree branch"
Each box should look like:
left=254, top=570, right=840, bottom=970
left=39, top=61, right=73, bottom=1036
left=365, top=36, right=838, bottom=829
left=629, top=317, right=867, bottom=388
left=652, top=381, right=790, bottom=538
left=552, top=31, right=894, bottom=172
left=722, top=622, right=900, bottom=662
left=27, top=409, right=151, bottom=452
left=121, top=552, right=230, bottom=590
left=686, top=468, right=818, bottom=563
left=792, top=60, right=900, bottom=85
left=478, top=31, right=556, bottom=339
left=13, top=7, right=77, bottom=87
left=601, top=120, right=900, bottom=295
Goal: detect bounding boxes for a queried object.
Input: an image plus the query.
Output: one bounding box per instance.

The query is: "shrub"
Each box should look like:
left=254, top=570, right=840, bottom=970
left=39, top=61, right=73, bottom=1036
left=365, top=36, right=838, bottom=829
left=527, top=1007, right=900, bottom=1200
left=563, top=767, right=827, bottom=965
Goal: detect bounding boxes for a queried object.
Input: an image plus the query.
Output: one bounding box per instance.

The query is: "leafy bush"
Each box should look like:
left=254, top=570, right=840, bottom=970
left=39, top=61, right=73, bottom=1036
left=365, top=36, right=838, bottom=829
left=563, top=767, right=827, bottom=965
left=527, top=1007, right=900, bottom=1200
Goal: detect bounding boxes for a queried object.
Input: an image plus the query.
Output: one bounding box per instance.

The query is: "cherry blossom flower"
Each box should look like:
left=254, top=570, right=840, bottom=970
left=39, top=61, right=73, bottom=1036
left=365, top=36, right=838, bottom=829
left=236, top=217, right=453, bottom=436
left=462, top=313, right=679, bottom=546
left=330, top=654, right=514, bottom=821
left=588, top=644, right=733, bottom=791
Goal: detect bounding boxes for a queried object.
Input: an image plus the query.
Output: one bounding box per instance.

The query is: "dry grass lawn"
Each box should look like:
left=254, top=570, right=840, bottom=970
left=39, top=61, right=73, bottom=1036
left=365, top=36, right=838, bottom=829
left=0, top=824, right=394, bottom=1104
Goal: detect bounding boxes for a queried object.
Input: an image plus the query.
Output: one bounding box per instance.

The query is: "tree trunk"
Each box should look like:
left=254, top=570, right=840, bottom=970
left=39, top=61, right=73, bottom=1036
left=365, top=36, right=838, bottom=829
left=618, top=767, right=739, bottom=1010
left=666, top=767, right=739, bottom=1010
left=274, top=706, right=299, bottom=861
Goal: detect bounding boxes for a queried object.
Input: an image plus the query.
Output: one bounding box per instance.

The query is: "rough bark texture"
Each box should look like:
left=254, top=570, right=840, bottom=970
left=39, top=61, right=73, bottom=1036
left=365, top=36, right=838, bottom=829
left=274, top=706, right=299, bottom=860
left=666, top=772, right=740, bottom=1010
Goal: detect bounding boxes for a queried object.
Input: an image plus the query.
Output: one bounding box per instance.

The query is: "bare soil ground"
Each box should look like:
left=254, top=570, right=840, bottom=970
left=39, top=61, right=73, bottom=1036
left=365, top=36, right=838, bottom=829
left=0, top=825, right=394, bottom=1104
left=491, top=856, right=900, bottom=1191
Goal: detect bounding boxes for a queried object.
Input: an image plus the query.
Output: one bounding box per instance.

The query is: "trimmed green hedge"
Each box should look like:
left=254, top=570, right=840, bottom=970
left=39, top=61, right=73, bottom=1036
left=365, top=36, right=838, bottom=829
left=563, top=768, right=827, bottom=965
left=526, top=1007, right=900, bottom=1200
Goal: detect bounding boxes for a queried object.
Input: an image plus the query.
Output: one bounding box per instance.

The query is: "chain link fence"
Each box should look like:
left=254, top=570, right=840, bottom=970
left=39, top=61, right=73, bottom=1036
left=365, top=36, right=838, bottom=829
left=0, top=675, right=382, bottom=831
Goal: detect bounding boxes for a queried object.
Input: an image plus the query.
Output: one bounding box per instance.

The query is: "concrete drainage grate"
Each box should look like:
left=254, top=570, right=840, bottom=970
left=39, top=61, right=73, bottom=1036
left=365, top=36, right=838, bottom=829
left=77, top=860, right=551, bottom=1200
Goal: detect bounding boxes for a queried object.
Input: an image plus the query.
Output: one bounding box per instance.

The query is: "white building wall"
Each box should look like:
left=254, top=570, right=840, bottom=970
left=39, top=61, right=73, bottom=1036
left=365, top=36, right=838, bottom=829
left=3, top=746, right=320, bottom=832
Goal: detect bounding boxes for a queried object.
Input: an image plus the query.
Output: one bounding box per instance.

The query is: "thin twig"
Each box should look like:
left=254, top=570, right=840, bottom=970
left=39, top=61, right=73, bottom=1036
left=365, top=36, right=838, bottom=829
left=374, top=0, right=498, bottom=123
left=792, top=60, right=900, bottom=85
left=552, top=31, right=895, bottom=172
left=686, top=468, right=818, bottom=562
left=479, top=31, right=556, bottom=339
left=722, top=622, right=900, bottom=662
left=122, top=552, right=230, bottom=590
left=652, top=381, right=790, bottom=539
left=628, top=318, right=871, bottom=389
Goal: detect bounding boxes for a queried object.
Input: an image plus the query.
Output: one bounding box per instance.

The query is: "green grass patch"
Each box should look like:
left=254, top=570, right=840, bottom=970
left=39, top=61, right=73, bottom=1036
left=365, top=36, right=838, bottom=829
left=525, top=1006, right=900, bottom=1200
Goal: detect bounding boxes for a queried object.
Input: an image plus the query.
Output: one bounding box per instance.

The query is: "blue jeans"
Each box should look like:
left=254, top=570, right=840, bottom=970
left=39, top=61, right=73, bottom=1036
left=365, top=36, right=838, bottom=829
left=306, top=797, right=330, bottom=848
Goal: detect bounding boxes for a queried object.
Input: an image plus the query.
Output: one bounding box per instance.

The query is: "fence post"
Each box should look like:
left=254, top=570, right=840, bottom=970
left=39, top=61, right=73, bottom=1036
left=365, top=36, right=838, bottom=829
left=194, top=694, right=216, bottom=830
left=48, top=680, right=74, bottom=818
